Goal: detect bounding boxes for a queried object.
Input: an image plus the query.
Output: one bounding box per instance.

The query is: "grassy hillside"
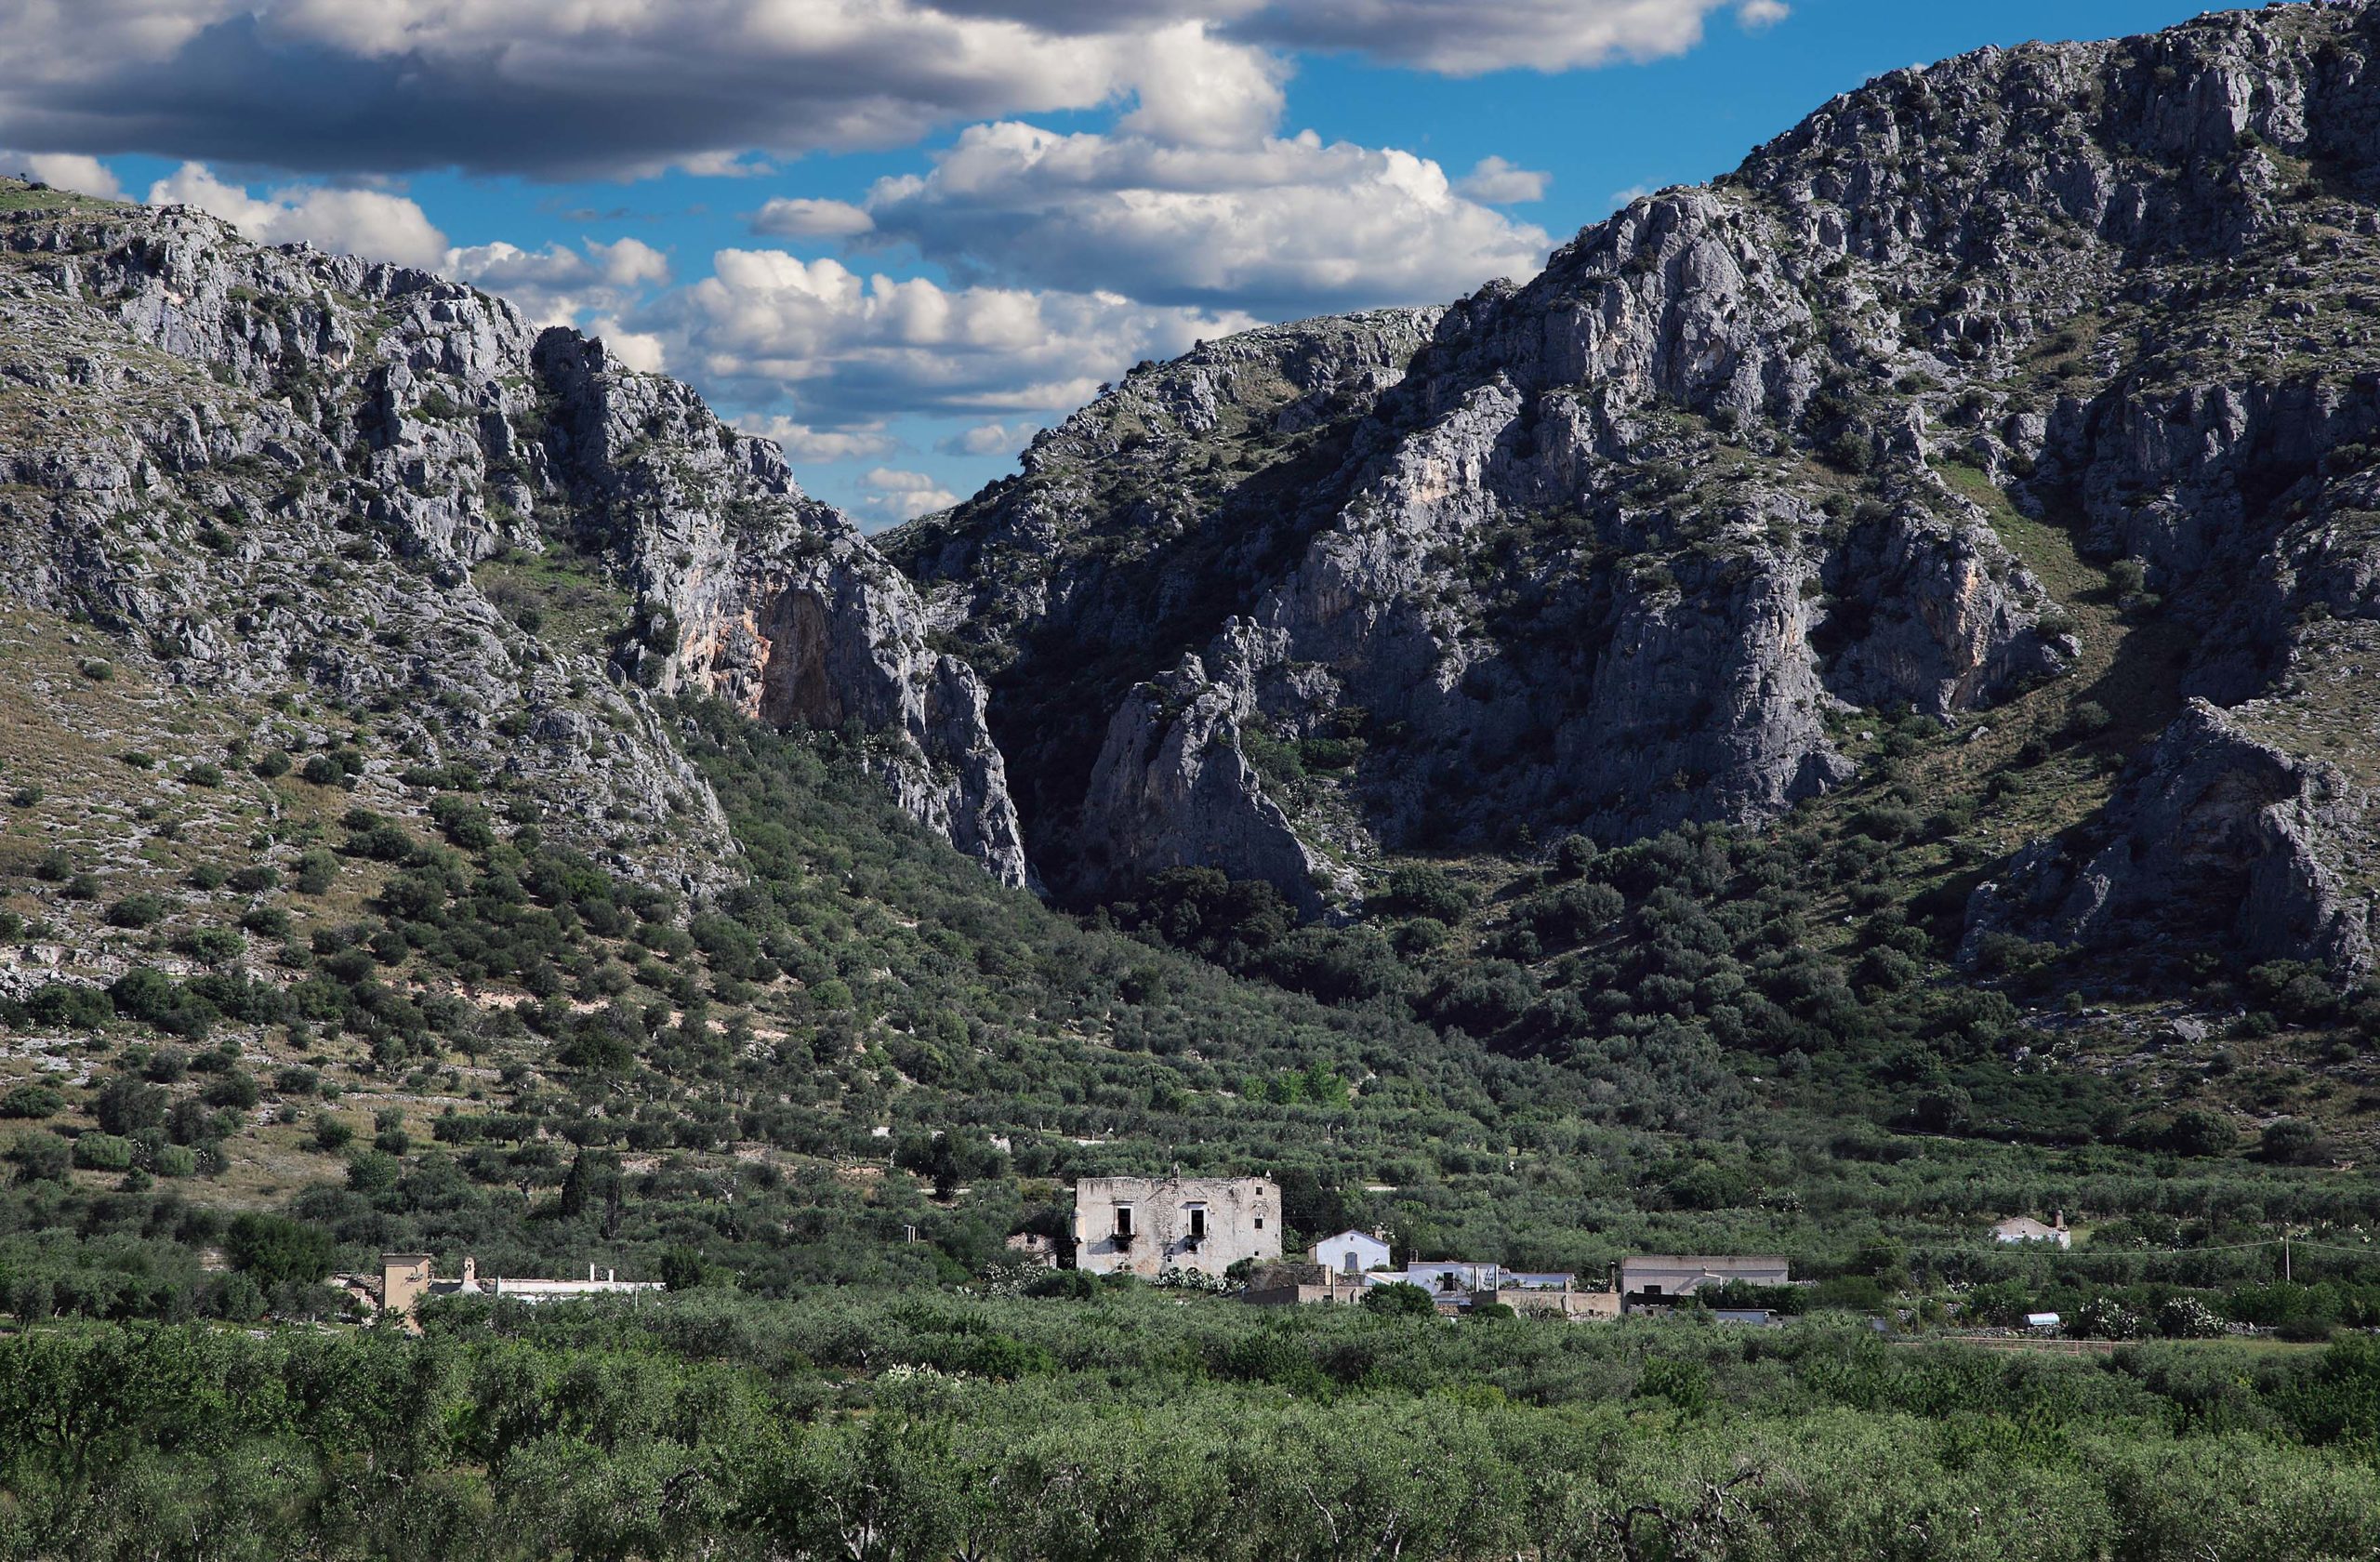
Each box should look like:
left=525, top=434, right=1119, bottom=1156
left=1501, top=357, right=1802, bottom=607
left=5, top=659, right=2379, bottom=1338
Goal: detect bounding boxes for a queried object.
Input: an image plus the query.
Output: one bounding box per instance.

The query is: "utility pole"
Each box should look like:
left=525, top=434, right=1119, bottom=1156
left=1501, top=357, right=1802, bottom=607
left=2283, top=1235, right=2292, bottom=1285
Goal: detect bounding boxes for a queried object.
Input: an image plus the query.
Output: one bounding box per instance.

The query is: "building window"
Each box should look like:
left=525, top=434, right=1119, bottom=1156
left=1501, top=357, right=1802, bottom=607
left=1253, top=1216, right=1263, bottom=1229
left=1186, top=1205, right=1207, bottom=1240
left=1342, top=1251, right=1359, bottom=1277
left=1114, top=1205, right=1134, bottom=1239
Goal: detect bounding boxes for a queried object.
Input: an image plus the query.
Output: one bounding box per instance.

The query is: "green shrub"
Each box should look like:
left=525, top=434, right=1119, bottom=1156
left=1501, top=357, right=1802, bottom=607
left=1380, top=865, right=1474, bottom=923
left=347, top=1150, right=401, bottom=1193
left=7, top=1131, right=70, bottom=1182
left=429, top=795, right=496, bottom=850
left=295, top=848, right=339, bottom=894
left=1362, top=1281, right=1436, bottom=1317
left=105, top=894, right=169, bottom=930
left=0, top=1083, right=64, bottom=1119
left=2261, top=1118, right=2330, bottom=1166
left=177, top=927, right=247, bottom=966
left=27, top=981, right=112, bottom=1028
left=202, top=1070, right=259, bottom=1110
left=2064, top=701, right=2113, bottom=738
left=2074, top=1296, right=2145, bottom=1341
left=92, top=1074, right=166, bottom=1136
left=2157, top=1296, right=2227, bottom=1339
left=72, top=1132, right=136, bottom=1172
left=223, top=1211, right=333, bottom=1287
left=2162, top=1107, right=2237, bottom=1158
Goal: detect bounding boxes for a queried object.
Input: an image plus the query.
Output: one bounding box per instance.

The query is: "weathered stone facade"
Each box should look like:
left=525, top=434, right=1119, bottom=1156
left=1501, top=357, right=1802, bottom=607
left=1072, top=1173, right=1281, bottom=1278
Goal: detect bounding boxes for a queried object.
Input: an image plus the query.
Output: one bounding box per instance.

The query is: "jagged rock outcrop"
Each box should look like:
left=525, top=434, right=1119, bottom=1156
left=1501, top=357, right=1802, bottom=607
left=532, top=332, right=1027, bottom=886
left=1077, top=642, right=1352, bottom=918
left=891, top=0, right=2380, bottom=985
left=1967, top=696, right=2376, bottom=979
left=0, top=188, right=1027, bottom=889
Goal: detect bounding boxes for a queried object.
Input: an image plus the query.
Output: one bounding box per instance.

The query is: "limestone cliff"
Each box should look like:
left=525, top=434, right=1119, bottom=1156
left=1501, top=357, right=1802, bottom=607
left=0, top=191, right=1026, bottom=890
left=892, top=0, right=2380, bottom=987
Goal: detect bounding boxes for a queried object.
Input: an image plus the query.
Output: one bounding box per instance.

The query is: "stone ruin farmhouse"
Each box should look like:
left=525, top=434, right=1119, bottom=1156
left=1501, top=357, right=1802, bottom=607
left=1071, top=1172, right=1281, bottom=1278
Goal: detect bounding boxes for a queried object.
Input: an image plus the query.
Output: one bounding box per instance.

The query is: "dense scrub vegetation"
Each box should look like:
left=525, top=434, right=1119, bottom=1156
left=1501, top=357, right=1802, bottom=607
left=6, top=698, right=2380, bottom=1326
left=3, top=1291, right=2378, bottom=1560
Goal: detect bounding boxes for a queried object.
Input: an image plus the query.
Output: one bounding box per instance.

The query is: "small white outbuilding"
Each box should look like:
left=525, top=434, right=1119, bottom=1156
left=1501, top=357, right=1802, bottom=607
left=1992, top=1212, right=2071, bottom=1250
left=1312, top=1229, right=1393, bottom=1277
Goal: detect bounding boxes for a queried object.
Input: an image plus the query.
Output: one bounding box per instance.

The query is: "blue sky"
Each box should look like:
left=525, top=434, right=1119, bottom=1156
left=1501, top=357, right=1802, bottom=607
left=2, top=0, right=2224, bottom=525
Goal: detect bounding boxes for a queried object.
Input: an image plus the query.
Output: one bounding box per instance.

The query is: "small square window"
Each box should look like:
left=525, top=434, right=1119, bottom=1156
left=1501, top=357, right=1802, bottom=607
left=1253, top=1216, right=1263, bottom=1229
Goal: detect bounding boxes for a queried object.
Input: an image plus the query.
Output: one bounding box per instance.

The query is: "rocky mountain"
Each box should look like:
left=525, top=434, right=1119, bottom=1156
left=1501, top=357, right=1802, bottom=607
left=0, top=183, right=1027, bottom=931
left=7, top=3, right=2380, bottom=1357
left=892, top=0, right=2380, bottom=982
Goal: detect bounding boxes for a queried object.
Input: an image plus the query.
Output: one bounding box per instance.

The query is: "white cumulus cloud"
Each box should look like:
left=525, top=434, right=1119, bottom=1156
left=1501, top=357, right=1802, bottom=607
left=1114, top=20, right=1289, bottom=148
left=147, top=162, right=448, bottom=269
left=751, top=197, right=877, bottom=238
left=737, top=416, right=902, bottom=464
left=937, top=420, right=1037, bottom=457
left=1453, top=155, right=1547, bottom=205
left=7, top=152, right=123, bottom=198
left=589, top=317, right=669, bottom=374
left=1233, top=0, right=1790, bottom=76
left=857, top=466, right=959, bottom=520
left=443, top=236, right=672, bottom=325
left=859, top=122, right=1550, bottom=312
left=646, top=247, right=1257, bottom=418
left=0, top=2, right=1786, bottom=179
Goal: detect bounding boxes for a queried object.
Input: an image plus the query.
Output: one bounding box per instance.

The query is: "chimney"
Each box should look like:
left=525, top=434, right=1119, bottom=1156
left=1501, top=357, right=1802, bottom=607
left=588, top=1263, right=598, bottom=1281
left=606, top=1268, right=615, bottom=1283
left=2055, top=1210, right=2067, bottom=1232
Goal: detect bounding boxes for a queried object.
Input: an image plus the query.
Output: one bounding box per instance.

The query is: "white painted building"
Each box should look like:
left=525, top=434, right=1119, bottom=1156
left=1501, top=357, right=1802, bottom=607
left=1312, top=1229, right=1393, bottom=1277
left=1620, top=1254, right=1791, bottom=1303
left=1992, top=1213, right=2071, bottom=1250
left=1394, top=1260, right=1503, bottom=1296
left=378, top=1254, right=661, bottom=1330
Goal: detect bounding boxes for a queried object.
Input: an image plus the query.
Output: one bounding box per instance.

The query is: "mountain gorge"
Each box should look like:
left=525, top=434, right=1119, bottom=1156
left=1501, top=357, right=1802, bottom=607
left=896, top=0, right=2380, bottom=992
left=6, top=1, right=2380, bottom=1329
left=20, top=7, right=2380, bottom=1554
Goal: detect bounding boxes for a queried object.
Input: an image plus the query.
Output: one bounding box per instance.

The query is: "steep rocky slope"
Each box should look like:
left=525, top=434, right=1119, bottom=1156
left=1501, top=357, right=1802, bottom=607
left=0, top=182, right=1026, bottom=938
left=892, top=0, right=2380, bottom=980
